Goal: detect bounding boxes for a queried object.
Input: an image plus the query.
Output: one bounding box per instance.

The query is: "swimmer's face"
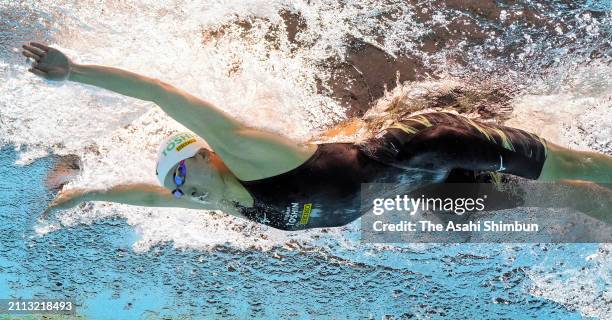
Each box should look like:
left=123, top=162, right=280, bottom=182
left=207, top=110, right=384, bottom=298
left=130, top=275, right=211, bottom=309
left=163, top=149, right=226, bottom=205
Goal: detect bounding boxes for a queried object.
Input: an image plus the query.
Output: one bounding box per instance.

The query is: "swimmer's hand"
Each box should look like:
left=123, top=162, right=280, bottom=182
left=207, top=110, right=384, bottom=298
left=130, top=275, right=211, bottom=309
left=43, top=188, right=89, bottom=218
left=22, top=42, right=72, bottom=81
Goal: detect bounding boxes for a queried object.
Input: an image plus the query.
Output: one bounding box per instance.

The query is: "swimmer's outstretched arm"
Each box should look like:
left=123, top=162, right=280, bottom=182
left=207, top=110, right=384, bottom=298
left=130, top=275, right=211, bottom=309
left=521, top=180, right=611, bottom=224
left=538, top=142, right=612, bottom=183
left=22, top=42, right=315, bottom=180
left=43, top=183, right=207, bottom=218
left=418, top=179, right=610, bottom=224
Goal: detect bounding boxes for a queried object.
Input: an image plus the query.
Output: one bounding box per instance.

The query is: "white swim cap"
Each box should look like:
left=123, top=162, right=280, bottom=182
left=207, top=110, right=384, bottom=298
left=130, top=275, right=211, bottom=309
left=155, top=132, right=210, bottom=185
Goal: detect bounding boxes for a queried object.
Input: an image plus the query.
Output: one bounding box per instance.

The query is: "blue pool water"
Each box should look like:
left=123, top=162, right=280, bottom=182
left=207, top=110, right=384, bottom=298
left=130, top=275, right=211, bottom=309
left=0, top=146, right=605, bottom=318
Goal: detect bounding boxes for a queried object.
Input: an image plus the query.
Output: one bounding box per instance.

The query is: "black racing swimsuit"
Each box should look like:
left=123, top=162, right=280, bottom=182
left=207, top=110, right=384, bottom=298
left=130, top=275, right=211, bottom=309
left=235, top=112, right=548, bottom=231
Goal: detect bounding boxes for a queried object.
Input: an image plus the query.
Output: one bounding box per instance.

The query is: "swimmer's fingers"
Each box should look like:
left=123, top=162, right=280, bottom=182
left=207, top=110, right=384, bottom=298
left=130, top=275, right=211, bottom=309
left=41, top=206, right=54, bottom=220
left=43, top=200, right=72, bottom=219
left=42, top=197, right=66, bottom=219
left=28, top=66, right=48, bottom=78
left=22, top=49, right=40, bottom=62
left=49, top=188, right=87, bottom=210
left=30, top=41, right=50, bottom=52
left=22, top=44, right=45, bottom=57
left=42, top=203, right=61, bottom=220
left=23, top=43, right=71, bottom=81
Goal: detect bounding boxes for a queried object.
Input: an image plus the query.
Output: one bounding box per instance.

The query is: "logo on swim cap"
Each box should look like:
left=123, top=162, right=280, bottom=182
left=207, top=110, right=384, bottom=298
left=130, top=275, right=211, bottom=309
left=155, top=132, right=210, bottom=185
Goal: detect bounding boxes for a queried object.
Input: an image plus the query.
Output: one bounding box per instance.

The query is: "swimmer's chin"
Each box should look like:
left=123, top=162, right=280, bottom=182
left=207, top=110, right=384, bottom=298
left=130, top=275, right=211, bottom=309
left=188, top=193, right=212, bottom=206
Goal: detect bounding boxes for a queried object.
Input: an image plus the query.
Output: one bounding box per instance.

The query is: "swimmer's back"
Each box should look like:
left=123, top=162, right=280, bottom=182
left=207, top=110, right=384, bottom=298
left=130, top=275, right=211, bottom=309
left=235, top=112, right=549, bottom=230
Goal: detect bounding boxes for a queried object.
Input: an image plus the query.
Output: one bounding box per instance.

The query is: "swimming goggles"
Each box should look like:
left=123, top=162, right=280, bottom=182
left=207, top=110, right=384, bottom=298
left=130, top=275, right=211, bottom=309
left=171, top=160, right=187, bottom=198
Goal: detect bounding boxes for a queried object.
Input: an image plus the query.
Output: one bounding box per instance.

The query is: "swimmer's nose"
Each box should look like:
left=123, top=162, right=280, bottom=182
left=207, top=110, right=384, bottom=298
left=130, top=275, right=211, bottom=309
left=186, top=187, right=198, bottom=197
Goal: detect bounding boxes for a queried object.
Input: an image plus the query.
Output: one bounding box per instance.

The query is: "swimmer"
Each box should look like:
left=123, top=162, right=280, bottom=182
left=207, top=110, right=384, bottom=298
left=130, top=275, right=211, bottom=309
left=23, top=42, right=612, bottom=229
